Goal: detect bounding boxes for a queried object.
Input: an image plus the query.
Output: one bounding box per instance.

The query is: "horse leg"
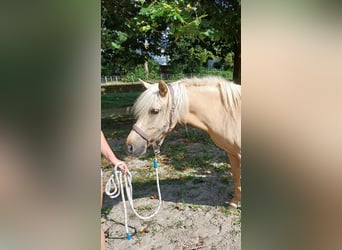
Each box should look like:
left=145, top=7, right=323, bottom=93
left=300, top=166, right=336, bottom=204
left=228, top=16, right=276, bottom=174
left=227, top=152, right=241, bottom=208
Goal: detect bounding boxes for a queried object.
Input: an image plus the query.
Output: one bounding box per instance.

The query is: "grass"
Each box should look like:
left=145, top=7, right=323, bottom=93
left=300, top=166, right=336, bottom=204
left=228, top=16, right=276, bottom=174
left=137, top=204, right=154, bottom=211
left=198, top=69, right=233, bottom=80
left=101, top=92, right=140, bottom=109
left=179, top=127, right=212, bottom=144
left=188, top=204, right=202, bottom=211
left=101, top=92, right=139, bottom=136
left=175, top=220, right=185, bottom=229
left=102, top=122, right=234, bottom=201
left=220, top=206, right=241, bottom=221
left=102, top=120, right=233, bottom=195
left=101, top=206, right=112, bottom=217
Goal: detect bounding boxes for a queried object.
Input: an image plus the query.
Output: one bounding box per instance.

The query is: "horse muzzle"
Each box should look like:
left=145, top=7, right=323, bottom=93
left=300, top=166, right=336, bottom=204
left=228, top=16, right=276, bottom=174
left=126, top=132, right=148, bottom=156
left=126, top=142, right=147, bottom=156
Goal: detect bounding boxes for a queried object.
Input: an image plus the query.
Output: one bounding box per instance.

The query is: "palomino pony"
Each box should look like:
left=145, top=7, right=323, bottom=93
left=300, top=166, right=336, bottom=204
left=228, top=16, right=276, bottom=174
left=126, top=76, right=241, bottom=207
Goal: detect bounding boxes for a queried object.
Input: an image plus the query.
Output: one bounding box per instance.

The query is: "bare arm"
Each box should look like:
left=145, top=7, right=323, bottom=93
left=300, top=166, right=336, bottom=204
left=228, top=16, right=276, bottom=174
left=101, top=131, right=127, bottom=173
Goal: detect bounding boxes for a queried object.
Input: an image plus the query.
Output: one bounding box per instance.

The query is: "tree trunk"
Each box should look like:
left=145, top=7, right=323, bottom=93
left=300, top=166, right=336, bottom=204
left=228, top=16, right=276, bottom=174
left=233, top=0, right=241, bottom=85
left=233, top=43, right=241, bottom=85
left=144, top=59, right=149, bottom=79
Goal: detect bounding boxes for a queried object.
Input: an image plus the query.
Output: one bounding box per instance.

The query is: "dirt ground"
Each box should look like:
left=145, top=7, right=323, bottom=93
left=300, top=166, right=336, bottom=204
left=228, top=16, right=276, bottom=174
left=101, top=126, right=241, bottom=250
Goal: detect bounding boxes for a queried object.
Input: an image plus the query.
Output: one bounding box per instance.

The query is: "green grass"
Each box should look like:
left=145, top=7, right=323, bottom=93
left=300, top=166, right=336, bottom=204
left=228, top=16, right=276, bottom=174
left=179, top=127, right=212, bottom=144
left=175, top=220, right=185, bottom=229
left=198, top=69, right=233, bottom=80
left=101, top=92, right=140, bottom=109
left=101, top=206, right=112, bottom=217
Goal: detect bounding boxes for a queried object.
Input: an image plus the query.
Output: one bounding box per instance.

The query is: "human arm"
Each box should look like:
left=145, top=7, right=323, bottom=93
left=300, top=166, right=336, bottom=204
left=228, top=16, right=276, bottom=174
left=101, top=131, right=128, bottom=173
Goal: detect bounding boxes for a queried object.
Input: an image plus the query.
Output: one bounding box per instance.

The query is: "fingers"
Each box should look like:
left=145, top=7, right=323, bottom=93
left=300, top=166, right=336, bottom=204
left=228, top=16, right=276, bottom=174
left=119, top=165, right=127, bottom=174
left=115, top=161, right=128, bottom=174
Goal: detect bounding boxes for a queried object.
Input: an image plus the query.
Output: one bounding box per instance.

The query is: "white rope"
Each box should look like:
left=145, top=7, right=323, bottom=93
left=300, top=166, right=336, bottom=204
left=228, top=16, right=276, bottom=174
left=104, top=160, right=162, bottom=240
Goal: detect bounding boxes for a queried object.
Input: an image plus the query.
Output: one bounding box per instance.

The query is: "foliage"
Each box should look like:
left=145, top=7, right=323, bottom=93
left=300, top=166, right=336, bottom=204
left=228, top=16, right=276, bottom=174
left=224, top=52, right=235, bottom=70
left=101, top=0, right=240, bottom=82
left=124, top=59, right=160, bottom=81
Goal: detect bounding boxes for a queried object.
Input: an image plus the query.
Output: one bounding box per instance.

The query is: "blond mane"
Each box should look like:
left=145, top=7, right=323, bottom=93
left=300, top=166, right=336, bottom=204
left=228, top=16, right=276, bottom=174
left=180, top=76, right=241, bottom=116
left=133, top=76, right=241, bottom=122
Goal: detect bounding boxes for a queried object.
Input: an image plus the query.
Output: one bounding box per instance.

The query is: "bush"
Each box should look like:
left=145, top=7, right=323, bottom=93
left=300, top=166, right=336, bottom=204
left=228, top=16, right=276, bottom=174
left=123, top=59, right=160, bottom=81
left=224, top=52, right=234, bottom=70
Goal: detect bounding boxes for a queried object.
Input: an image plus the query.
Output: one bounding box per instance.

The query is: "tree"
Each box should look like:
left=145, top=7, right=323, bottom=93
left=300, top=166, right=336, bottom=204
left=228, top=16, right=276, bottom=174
left=101, top=0, right=142, bottom=75
left=190, top=0, right=240, bottom=83
left=101, top=0, right=241, bottom=83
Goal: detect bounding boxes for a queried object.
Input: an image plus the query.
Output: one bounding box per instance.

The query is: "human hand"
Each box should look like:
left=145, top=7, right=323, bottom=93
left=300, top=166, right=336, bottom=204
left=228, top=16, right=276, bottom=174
left=115, top=161, right=128, bottom=174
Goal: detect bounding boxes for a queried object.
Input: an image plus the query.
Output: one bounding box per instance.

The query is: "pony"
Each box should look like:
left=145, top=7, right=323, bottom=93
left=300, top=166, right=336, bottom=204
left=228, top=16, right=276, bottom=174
left=126, top=76, right=241, bottom=207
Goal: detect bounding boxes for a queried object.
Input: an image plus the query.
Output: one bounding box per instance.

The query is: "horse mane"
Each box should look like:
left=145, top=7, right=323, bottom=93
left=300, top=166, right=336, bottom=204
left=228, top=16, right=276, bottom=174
left=133, top=76, right=240, bottom=122
left=179, top=76, right=241, bottom=118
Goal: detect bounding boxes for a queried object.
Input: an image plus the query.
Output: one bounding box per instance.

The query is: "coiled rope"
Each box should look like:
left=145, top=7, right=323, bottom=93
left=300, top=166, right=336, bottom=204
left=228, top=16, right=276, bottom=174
left=105, top=159, right=162, bottom=240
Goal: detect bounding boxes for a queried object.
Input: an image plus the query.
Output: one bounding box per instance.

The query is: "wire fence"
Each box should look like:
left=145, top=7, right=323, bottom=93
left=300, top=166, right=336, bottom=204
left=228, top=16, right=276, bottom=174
left=101, top=71, right=233, bottom=85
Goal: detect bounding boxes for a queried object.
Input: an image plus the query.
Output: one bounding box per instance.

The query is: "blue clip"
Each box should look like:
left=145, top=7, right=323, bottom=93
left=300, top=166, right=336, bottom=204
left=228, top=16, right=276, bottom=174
left=153, top=159, right=158, bottom=169
left=127, top=232, right=131, bottom=240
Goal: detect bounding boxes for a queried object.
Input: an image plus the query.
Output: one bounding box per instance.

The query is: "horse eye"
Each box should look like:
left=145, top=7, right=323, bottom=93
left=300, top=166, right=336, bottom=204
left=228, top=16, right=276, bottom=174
left=150, top=108, right=160, bottom=114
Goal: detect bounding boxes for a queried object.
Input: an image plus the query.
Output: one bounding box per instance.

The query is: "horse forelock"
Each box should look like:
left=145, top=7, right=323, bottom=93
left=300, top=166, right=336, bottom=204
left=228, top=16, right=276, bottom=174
left=133, top=84, right=159, bottom=118
left=133, top=82, right=189, bottom=123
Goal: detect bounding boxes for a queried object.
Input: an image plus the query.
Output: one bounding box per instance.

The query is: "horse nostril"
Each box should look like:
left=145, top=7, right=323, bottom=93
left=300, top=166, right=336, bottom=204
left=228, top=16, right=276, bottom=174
left=127, top=144, right=133, bottom=154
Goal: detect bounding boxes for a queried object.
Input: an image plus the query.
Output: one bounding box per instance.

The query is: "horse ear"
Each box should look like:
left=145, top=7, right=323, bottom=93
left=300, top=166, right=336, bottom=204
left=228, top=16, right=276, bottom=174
left=158, top=80, right=168, bottom=97
left=139, top=79, right=152, bottom=89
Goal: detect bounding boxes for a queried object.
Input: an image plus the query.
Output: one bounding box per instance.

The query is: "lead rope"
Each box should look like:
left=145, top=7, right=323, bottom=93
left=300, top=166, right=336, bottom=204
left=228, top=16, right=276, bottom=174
left=105, top=156, right=162, bottom=240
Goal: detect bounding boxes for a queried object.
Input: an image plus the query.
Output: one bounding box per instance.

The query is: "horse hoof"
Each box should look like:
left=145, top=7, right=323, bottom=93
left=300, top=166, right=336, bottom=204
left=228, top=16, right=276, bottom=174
left=228, top=202, right=238, bottom=209
left=226, top=200, right=241, bottom=209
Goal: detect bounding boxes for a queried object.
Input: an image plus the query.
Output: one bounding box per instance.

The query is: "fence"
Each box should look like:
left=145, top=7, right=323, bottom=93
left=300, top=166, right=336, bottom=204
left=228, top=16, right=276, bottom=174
left=101, top=71, right=233, bottom=85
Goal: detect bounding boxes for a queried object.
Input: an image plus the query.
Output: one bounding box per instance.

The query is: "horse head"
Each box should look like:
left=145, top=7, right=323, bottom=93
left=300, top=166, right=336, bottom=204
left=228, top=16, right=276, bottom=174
left=126, top=79, right=176, bottom=156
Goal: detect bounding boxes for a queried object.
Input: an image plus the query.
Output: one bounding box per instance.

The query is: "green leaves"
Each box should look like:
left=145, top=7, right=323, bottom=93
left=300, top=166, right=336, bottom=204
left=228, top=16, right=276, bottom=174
left=101, top=0, right=240, bottom=81
left=135, top=0, right=200, bottom=35
left=111, top=42, right=120, bottom=49
left=139, top=24, right=152, bottom=32
left=102, top=30, right=128, bottom=50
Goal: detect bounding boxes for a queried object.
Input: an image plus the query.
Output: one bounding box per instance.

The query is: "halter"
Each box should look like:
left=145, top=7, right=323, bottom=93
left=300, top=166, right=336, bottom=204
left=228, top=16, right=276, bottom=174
left=132, top=84, right=176, bottom=153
